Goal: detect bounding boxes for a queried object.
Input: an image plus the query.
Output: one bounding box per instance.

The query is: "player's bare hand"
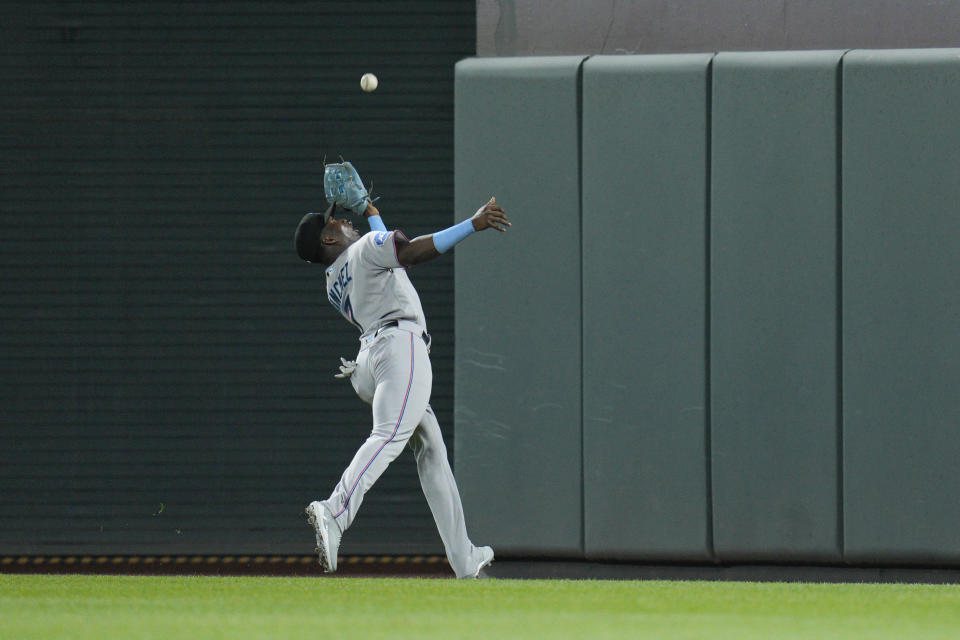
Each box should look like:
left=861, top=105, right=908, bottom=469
left=334, top=357, right=357, bottom=379
left=470, top=197, right=511, bottom=232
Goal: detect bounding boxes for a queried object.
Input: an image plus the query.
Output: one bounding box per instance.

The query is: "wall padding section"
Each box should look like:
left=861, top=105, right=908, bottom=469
left=710, top=51, right=843, bottom=561
left=842, top=49, right=960, bottom=565
left=454, top=57, right=585, bottom=556
left=581, top=54, right=712, bottom=561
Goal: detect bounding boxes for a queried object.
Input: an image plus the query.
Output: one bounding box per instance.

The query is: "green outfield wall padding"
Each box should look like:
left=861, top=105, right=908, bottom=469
left=581, top=54, right=713, bottom=561
left=710, top=51, right=844, bottom=562
left=454, top=57, right=586, bottom=556
left=842, top=48, right=960, bottom=565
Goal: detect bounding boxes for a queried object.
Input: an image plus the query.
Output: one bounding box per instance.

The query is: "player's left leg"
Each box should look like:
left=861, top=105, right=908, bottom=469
left=323, top=330, right=431, bottom=534
left=309, top=331, right=431, bottom=572
left=409, top=405, right=493, bottom=578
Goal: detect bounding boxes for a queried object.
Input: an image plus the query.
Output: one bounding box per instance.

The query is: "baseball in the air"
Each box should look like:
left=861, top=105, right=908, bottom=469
left=360, top=73, right=378, bottom=93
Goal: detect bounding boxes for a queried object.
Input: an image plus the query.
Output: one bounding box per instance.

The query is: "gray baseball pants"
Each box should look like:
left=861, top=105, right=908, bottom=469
left=321, top=324, right=486, bottom=578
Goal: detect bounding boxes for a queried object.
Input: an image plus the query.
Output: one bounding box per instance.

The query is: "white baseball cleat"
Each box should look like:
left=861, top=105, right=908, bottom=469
left=466, top=546, right=494, bottom=579
left=305, top=501, right=341, bottom=573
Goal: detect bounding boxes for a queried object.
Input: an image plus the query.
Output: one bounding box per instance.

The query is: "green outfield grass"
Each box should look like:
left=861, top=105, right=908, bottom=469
left=2, top=574, right=959, bottom=639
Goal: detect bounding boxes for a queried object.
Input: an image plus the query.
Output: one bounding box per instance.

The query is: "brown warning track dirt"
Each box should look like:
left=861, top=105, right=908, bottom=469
left=0, top=555, right=454, bottom=578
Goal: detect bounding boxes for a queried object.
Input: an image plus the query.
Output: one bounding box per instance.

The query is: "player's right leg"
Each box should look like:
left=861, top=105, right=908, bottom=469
left=409, top=404, right=494, bottom=578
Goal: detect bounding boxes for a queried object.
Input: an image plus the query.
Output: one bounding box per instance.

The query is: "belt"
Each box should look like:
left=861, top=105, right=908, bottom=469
left=360, top=319, right=431, bottom=351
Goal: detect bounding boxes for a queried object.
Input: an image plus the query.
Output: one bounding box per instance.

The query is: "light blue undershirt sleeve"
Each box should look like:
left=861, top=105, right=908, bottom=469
left=432, top=218, right=475, bottom=254
left=367, top=215, right=387, bottom=232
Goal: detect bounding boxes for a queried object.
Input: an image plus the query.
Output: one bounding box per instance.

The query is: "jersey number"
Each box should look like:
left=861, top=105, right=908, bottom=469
left=342, top=295, right=363, bottom=332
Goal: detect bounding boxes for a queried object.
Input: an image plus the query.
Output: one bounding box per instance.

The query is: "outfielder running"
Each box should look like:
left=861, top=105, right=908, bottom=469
left=295, top=162, right=510, bottom=578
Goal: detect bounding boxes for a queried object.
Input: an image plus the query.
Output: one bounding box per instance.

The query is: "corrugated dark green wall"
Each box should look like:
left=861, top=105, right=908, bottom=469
left=1, top=1, right=474, bottom=555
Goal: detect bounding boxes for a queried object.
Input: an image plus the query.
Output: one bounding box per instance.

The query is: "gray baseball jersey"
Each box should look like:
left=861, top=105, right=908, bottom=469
left=318, top=229, right=490, bottom=578
left=325, top=230, right=426, bottom=337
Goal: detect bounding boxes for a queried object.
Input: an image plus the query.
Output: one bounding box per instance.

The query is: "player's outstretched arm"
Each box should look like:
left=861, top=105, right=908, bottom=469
left=363, top=203, right=387, bottom=232
left=394, top=197, right=510, bottom=267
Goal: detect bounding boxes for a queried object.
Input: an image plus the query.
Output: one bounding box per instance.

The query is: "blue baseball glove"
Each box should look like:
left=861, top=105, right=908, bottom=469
left=323, top=161, right=371, bottom=215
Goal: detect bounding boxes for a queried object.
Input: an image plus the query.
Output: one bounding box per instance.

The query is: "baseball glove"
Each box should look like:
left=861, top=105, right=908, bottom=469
left=323, top=161, right=371, bottom=215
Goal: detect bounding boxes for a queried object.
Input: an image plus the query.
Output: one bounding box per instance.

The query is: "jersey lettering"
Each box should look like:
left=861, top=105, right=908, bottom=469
left=327, top=261, right=352, bottom=309
left=327, top=261, right=364, bottom=331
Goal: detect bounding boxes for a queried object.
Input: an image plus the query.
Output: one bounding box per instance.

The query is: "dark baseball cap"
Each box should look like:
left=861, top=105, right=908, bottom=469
left=294, top=202, right=337, bottom=263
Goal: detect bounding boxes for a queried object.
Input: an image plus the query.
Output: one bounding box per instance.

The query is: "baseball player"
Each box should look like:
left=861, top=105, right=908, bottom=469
left=295, top=162, right=510, bottom=578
